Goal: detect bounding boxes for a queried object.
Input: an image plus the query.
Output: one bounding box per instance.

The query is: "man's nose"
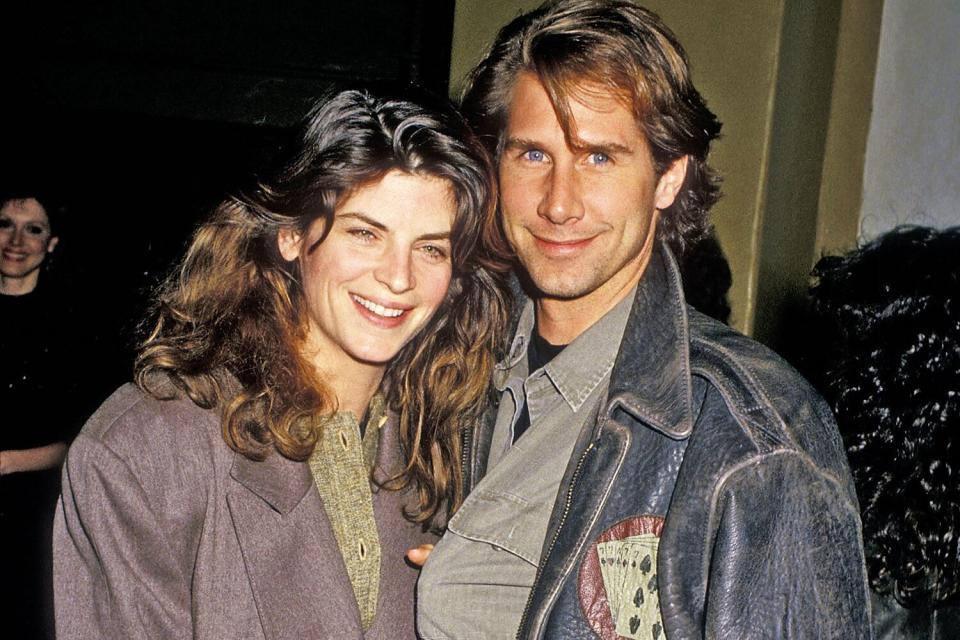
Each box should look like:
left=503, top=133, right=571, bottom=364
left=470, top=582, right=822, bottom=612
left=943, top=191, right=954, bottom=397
left=374, top=246, right=415, bottom=294
left=538, top=164, right=584, bottom=225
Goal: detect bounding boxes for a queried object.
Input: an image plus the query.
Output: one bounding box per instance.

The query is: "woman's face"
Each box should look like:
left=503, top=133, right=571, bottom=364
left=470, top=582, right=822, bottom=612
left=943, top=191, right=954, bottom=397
left=279, top=170, right=456, bottom=370
left=0, top=198, right=58, bottom=283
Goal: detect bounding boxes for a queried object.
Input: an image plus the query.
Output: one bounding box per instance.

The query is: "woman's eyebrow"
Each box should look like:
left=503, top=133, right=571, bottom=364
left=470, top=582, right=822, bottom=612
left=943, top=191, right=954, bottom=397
left=337, top=211, right=387, bottom=231
left=338, top=211, right=452, bottom=242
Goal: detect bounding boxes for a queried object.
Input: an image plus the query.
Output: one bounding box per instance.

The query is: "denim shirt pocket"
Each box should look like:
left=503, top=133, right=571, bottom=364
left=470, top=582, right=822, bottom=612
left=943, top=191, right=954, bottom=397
left=447, top=487, right=547, bottom=565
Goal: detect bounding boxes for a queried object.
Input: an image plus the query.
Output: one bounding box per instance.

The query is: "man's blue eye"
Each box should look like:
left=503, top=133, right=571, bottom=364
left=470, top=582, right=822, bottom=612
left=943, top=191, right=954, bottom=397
left=591, top=152, right=610, bottom=165
left=525, top=150, right=546, bottom=162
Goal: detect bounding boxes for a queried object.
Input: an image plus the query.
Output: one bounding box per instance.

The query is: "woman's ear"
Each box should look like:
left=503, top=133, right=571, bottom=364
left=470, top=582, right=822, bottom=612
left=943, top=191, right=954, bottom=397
left=277, top=227, right=302, bottom=262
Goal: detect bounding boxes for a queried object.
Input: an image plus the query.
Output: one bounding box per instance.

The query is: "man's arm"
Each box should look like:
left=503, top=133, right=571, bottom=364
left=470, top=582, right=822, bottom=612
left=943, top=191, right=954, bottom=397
left=703, top=451, right=872, bottom=639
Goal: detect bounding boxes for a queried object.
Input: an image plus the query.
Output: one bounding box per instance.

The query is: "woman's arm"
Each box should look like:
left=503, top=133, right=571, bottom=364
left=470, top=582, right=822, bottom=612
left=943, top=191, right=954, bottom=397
left=0, top=441, right=68, bottom=475
left=53, top=432, right=194, bottom=639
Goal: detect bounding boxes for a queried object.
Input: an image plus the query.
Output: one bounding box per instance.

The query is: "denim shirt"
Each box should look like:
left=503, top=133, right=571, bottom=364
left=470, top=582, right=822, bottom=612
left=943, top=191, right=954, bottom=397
left=417, top=291, right=635, bottom=639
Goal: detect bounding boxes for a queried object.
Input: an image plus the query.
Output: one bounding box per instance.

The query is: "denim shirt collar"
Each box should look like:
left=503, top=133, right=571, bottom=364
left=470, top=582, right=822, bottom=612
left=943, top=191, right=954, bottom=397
left=606, top=241, right=695, bottom=439
left=494, top=302, right=533, bottom=389
left=494, top=287, right=635, bottom=413
left=493, top=241, right=693, bottom=439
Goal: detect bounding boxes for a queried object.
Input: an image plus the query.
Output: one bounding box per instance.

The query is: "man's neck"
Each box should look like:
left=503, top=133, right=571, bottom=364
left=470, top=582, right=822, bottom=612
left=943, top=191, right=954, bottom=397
left=534, top=256, right=650, bottom=345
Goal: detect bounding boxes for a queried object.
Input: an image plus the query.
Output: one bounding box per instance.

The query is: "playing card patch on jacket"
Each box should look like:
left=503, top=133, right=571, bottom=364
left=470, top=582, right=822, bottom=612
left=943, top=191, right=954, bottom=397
left=577, top=515, right=665, bottom=640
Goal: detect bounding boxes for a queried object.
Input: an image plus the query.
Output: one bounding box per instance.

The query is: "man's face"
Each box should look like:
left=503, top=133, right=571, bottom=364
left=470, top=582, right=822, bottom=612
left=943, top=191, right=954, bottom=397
left=498, top=72, right=685, bottom=311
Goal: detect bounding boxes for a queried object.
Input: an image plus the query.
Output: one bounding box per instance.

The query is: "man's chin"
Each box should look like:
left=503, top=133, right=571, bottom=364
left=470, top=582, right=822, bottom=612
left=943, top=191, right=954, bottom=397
left=517, top=266, right=597, bottom=302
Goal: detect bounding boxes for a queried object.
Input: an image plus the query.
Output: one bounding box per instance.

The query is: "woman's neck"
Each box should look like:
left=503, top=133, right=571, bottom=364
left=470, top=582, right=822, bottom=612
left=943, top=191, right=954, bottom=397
left=324, top=363, right=384, bottom=419
left=0, top=272, right=39, bottom=296
left=302, top=335, right=386, bottom=419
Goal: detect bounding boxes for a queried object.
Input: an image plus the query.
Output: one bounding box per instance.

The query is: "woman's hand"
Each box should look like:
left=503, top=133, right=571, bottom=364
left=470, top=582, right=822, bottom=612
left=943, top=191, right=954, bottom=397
left=406, top=544, right=434, bottom=567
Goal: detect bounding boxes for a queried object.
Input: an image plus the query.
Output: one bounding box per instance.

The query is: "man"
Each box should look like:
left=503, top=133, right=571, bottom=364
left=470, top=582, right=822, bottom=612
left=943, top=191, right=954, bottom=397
left=416, top=1, right=872, bottom=638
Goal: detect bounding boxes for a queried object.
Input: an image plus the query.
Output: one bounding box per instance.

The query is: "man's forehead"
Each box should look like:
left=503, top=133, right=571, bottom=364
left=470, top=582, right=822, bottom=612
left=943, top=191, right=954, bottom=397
left=503, top=72, right=645, bottom=150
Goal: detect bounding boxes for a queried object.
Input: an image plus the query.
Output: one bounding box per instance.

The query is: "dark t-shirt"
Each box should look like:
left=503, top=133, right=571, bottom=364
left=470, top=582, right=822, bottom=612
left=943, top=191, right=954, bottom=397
left=512, top=331, right=567, bottom=444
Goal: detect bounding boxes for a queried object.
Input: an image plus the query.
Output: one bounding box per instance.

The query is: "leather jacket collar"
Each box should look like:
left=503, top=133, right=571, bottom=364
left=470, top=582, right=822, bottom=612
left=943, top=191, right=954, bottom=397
left=605, top=242, right=695, bottom=439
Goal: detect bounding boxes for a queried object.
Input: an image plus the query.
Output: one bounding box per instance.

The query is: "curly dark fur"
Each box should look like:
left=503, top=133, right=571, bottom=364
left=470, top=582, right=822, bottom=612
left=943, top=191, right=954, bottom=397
left=810, top=225, right=960, bottom=608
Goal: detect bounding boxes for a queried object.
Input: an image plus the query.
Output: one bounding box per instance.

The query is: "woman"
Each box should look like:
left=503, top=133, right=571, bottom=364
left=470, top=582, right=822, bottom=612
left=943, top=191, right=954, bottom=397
left=1, top=191, right=73, bottom=639
left=809, top=225, right=960, bottom=638
left=53, top=89, right=510, bottom=639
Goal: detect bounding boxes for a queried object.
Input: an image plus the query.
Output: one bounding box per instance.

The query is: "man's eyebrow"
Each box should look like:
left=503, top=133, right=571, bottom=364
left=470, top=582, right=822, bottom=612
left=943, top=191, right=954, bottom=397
left=503, top=136, right=635, bottom=156
left=574, top=140, right=634, bottom=156
left=503, top=137, right=539, bottom=151
left=417, top=230, right=452, bottom=242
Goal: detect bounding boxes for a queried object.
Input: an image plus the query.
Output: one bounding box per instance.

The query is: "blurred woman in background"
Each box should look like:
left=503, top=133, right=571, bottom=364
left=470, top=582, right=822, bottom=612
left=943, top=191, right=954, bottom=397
left=1, top=190, right=73, bottom=639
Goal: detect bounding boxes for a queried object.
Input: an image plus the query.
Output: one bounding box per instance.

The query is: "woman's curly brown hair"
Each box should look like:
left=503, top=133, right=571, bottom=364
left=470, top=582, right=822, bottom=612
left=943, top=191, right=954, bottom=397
left=136, top=89, right=512, bottom=524
left=811, top=225, right=960, bottom=607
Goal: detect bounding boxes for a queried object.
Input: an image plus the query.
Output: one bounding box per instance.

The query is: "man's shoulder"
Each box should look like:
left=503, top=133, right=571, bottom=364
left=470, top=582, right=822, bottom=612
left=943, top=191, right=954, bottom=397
left=683, top=308, right=846, bottom=472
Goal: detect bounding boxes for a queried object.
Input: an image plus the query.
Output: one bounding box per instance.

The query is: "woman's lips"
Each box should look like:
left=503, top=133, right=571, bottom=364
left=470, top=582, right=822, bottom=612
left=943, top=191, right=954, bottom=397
left=1, top=249, right=29, bottom=261
left=350, top=293, right=411, bottom=328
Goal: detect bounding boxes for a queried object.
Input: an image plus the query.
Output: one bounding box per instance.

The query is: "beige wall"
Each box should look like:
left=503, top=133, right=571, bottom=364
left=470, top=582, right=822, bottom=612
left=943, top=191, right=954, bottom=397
left=451, top=0, right=881, bottom=343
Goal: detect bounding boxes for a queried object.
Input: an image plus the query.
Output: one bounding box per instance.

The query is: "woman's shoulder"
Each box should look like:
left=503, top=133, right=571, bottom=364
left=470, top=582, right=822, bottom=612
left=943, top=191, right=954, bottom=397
left=62, top=381, right=235, bottom=543
left=73, top=380, right=229, bottom=475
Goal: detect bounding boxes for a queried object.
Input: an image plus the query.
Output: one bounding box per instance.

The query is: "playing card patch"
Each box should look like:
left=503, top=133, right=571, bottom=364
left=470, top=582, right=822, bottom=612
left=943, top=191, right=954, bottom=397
left=578, top=515, right=664, bottom=640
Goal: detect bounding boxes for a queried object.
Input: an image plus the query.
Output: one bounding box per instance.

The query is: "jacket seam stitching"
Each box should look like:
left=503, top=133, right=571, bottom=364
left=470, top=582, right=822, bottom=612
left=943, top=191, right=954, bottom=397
left=703, top=448, right=863, bottom=589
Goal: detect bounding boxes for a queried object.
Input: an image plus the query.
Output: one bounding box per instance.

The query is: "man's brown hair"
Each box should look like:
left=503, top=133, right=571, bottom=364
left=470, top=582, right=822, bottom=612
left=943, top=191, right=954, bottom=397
left=462, top=0, right=722, bottom=257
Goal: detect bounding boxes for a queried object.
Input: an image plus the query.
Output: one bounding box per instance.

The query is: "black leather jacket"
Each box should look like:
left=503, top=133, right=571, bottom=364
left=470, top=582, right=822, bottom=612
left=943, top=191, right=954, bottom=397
left=463, top=244, right=873, bottom=639
left=871, top=592, right=959, bottom=640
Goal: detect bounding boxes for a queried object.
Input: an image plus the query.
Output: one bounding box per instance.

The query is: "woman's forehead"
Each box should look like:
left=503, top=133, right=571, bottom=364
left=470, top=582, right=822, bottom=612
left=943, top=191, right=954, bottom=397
left=1, top=198, right=51, bottom=226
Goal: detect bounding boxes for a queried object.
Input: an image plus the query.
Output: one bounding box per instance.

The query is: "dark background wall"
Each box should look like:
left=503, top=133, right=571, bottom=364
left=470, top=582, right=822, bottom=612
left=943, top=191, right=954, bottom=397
left=3, top=0, right=456, bottom=392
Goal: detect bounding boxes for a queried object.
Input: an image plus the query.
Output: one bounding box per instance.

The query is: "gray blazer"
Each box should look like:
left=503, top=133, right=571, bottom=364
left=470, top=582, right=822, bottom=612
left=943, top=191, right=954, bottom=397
left=54, top=383, right=436, bottom=639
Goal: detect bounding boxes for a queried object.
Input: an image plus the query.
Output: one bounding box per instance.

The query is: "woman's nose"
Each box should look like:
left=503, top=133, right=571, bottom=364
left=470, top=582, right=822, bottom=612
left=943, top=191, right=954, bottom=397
left=374, top=246, right=415, bottom=294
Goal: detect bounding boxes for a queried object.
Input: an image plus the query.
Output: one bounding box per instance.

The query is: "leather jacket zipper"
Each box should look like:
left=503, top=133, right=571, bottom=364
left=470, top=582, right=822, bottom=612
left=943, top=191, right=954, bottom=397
left=516, top=440, right=595, bottom=639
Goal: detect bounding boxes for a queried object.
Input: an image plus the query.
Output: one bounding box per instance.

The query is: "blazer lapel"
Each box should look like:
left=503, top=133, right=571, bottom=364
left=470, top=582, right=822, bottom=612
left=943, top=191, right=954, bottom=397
left=227, top=451, right=362, bottom=639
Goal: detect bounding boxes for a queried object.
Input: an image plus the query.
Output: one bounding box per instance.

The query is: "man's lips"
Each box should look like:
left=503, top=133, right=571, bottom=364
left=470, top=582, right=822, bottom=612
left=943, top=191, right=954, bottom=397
left=531, top=233, right=597, bottom=255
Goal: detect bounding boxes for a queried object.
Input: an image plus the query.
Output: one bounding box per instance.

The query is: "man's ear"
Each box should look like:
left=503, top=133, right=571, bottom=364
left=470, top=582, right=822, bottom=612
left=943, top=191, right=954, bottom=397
left=46, top=236, right=59, bottom=254
left=654, top=155, right=688, bottom=210
left=277, top=227, right=303, bottom=262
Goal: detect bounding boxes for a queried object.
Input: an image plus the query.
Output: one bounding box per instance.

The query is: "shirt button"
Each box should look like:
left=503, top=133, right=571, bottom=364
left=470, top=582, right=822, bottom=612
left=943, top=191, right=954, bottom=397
left=358, top=540, right=367, bottom=560
left=339, top=430, right=349, bottom=450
